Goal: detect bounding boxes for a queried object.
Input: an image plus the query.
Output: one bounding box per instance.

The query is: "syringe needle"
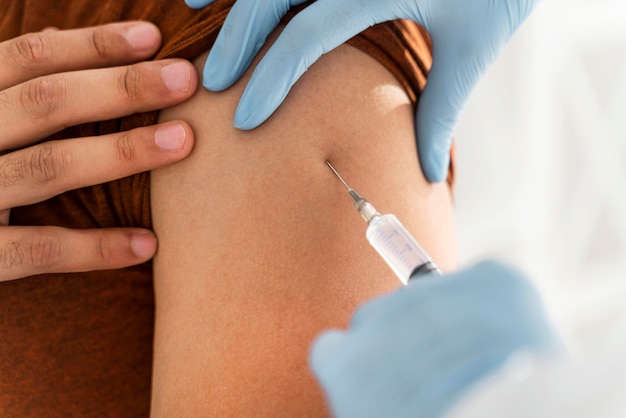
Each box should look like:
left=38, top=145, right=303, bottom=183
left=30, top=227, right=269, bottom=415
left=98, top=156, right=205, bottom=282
left=324, top=161, right=441, bottom=283
left=326, top=161, right=381, bottom=224
left=326, top=161, right=351, bottom=190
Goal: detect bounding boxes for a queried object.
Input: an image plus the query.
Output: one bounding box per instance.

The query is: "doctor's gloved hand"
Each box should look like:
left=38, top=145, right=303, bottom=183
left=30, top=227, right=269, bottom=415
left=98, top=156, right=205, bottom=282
left=309, top=261, right=565, bottom=418
left=185, top=0, right=541, bottom=182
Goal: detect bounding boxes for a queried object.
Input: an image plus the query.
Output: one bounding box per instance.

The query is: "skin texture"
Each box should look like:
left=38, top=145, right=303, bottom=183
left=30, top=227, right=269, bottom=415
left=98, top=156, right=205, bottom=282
left=151, top=30, right=456, bottom=417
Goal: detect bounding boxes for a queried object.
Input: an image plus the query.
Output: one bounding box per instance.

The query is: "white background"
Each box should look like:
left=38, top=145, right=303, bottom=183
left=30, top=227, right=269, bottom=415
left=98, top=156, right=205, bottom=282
left=455, top=0, right=626, bottom=354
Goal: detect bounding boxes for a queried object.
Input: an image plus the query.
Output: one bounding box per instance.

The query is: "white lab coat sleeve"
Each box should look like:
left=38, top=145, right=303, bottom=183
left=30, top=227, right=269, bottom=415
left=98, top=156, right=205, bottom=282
left=444, top=353, right=626, bottom=418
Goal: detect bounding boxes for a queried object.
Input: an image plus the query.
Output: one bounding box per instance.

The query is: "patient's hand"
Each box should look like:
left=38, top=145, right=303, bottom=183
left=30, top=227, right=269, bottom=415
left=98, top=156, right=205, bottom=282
left=0, top=22, right=197, bottom=281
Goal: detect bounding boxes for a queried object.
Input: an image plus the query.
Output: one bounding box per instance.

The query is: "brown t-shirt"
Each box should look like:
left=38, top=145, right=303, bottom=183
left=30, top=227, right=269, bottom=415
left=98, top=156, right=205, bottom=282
left=0, top=1, right=437, bottom=416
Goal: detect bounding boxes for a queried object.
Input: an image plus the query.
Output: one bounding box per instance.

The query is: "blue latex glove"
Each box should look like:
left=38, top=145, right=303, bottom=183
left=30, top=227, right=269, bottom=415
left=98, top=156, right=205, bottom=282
left=310, top=261, right=565, bottom=418
left=185, top=0, right=541, bottom=182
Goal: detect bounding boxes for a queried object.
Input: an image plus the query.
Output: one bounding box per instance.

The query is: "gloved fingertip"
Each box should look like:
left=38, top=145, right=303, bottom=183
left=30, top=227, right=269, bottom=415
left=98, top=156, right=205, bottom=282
left=415, top=110, right=455, bottom=183
left=232, top=54, right=293, bottom=131
left=201, top=77, right=220, bottom=92
left=421, top=151, right=450, bottom=183
left=184, top=0, right=214, bottom=9
left=233, top=89, right=273, bottom=130
left=233, top=109, right=259, bottom=131
left=309, top=330, right=348, bottom=377
left=202, top=56, right=231, bottom=92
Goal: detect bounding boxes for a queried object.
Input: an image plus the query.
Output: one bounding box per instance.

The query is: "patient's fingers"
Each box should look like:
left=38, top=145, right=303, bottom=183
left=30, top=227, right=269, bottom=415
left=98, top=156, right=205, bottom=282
left=0, top=121, right=194, bottom=211
left=0, top=59, right=197, bottom=150
left=0, top=226, right=157, bottom=282
left=0, top=22, right=162, bottom=90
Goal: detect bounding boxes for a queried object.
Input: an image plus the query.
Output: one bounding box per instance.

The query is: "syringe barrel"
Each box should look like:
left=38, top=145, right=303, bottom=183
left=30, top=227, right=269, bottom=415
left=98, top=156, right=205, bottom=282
left=365, top=214, right=441, bottom=285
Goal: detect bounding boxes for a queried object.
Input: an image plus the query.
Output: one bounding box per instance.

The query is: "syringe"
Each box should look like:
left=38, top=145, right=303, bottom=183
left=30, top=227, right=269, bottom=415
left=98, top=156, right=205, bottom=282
left=326, top=161, right=442, bottom=284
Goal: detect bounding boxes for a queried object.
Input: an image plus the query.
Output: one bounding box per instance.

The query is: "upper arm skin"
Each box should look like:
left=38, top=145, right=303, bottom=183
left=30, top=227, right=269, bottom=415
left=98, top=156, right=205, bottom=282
left=151, top=30, right=456, bottom=417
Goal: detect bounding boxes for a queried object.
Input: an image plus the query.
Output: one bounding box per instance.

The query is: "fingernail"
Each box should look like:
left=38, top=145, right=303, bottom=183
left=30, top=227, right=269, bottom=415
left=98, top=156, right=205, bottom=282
left=125, top=23, right=160, bottom=52
left=161, top=62, right=191, bottom=92
left=131, top=232, right=157, bottom=259
left=154, top=124, right=186, bottom=152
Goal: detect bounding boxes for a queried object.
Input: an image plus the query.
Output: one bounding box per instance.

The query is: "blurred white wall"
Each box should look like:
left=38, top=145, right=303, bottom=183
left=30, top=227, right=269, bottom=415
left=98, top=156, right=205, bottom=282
left=455, top=0, right=626, bottom=354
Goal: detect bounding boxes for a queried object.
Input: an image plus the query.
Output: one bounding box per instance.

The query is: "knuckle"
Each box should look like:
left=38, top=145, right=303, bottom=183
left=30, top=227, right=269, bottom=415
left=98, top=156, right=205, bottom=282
left=0, top=90, right=10, bottom=108
left=117, top=65, right=143, bottom=103
left=26, top=233, right=62, bottom=269
left=93, top=234, right=113, bottom=264
left=12, top=32, right=51, bottom=68
left=114, top=132, right=136, bottom=163
left=88, top=28, right=112, bottom=60
left=27, top=142, right=70, bottom=184
left=19, top=75, right=66, bottom=118
left=0, top=155, right=23, bottom=187
left=0, top=240, right=24, bottom=271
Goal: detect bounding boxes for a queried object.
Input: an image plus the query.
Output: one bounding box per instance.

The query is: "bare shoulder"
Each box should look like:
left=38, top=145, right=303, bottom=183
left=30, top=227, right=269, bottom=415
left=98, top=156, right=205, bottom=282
left=150, top=30, right=456, bottom=417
